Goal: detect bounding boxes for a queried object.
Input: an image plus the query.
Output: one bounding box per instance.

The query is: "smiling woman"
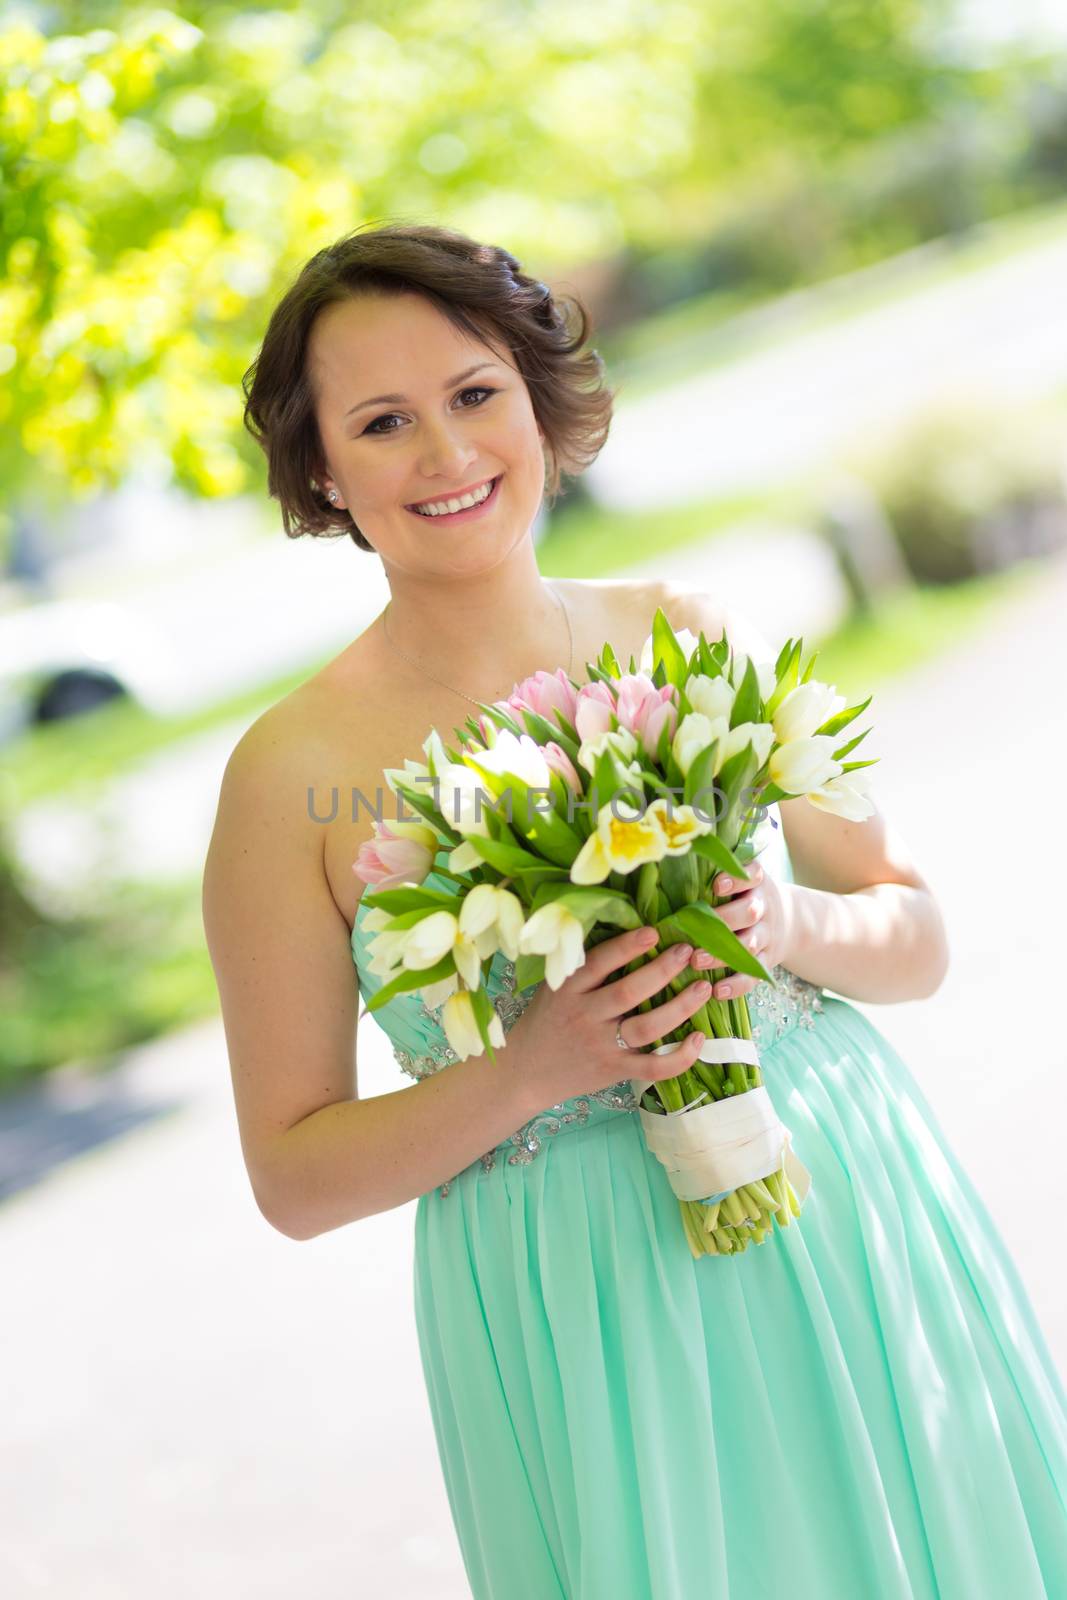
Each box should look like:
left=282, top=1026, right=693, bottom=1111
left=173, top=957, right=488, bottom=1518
left=205, top=218, right=1067, bottom=1600
left=240, top=219, right=615, bottom=553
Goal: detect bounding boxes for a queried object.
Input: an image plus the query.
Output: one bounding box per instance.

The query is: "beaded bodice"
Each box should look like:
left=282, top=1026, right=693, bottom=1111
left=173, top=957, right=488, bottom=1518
left=351, top=805, right=824, bottom=1195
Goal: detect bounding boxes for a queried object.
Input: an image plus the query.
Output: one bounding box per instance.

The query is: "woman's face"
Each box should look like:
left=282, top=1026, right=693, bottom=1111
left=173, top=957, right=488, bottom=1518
left=309, top=291, right=546, bottom=574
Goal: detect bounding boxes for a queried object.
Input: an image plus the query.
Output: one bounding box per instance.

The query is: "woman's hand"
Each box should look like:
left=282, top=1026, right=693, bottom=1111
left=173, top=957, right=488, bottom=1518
left=504, top=924, right=714, bottom=1115
left=689, top=859, right=793, bottom=1001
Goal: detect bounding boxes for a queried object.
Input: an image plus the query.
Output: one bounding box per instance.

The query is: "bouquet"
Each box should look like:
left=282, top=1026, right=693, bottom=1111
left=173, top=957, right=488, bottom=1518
left=354, top=608, right=878, bottom=1259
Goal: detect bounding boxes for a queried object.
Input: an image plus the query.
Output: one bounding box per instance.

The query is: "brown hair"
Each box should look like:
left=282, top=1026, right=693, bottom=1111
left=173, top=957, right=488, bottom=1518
left=241, top=219, right=616, bottom=552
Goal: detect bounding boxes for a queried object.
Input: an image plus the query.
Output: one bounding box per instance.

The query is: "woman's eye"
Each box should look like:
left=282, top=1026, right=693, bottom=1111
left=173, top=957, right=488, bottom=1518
left=362, top=386, right=495, bottom=436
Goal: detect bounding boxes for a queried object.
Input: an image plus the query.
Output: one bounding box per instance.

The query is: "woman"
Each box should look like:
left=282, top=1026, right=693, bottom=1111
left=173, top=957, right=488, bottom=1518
left=203, top=222, right=1067, bottom=1597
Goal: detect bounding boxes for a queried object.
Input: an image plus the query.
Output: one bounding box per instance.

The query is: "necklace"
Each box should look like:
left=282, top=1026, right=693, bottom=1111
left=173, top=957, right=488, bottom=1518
left=380, top=582, right=574, bottom=709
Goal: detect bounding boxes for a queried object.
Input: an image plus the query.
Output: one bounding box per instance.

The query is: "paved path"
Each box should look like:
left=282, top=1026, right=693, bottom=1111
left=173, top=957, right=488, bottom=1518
left=3, top=548, right=1067, bottom=1597
left=589, top=225, right=1067, bottom=508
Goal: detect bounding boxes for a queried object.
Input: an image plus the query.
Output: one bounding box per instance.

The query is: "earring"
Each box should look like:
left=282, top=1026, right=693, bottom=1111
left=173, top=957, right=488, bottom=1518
left=327, top=489, right=338, bottom=504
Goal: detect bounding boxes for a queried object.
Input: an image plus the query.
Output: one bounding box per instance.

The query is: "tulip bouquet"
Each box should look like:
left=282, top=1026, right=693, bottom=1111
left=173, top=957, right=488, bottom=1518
left=354, top=608, right=877, bottom=1258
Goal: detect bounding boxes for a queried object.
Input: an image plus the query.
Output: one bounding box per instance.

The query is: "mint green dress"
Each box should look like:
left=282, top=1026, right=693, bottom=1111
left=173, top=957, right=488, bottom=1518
left=351, top=825, right=1067, bottom=1599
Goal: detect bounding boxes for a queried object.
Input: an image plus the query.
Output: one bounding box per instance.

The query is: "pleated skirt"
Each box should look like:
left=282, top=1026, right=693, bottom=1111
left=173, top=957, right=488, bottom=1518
left=413, top=997, right=1067, bottom=1599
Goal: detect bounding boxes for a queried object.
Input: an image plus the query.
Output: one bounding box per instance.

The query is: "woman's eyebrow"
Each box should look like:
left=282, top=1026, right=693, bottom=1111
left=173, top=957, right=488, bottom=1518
left=343, top=361, right=500, bottom=420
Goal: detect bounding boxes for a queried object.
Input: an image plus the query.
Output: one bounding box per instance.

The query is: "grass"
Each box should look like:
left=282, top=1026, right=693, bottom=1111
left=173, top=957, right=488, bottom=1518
left=809, top=559, right=1050, bottom=698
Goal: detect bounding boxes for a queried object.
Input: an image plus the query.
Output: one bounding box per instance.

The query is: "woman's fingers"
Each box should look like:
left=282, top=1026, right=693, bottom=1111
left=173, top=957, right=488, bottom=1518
left=595, top=939, right=696, bottom=1018
left=625, top=1020, right=708, bottom=1077
left=620, top=977, right=712, bottom=1049
left=575, top=924, right=661, bottom=991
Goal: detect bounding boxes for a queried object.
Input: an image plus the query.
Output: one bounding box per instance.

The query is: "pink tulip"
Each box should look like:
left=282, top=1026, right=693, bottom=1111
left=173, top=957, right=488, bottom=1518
left=574, top=680, right=617, bottom=742
left=612, top=674, right=679, bottom=758
left=543, top=740, right=583, bottom=793
left=637, top=687, right=680, bottom=760
left=353, top=822, right=435, bottom=889
left=508, top=667, right=580, bottom=733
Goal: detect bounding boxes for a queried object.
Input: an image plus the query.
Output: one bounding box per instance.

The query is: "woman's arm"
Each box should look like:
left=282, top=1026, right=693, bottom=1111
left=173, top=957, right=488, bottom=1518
left=658, top=582, right=951, bottom=1004
left=201, top=712, right=536, bottom=1240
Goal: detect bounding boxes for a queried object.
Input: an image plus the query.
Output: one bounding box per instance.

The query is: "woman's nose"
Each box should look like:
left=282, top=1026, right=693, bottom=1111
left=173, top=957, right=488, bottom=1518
left=418, top=421, right=479, bottom=474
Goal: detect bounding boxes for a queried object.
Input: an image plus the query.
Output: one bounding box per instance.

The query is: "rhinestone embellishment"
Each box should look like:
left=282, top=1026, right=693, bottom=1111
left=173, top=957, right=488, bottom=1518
left=386, top=958, right=825, bottom=1198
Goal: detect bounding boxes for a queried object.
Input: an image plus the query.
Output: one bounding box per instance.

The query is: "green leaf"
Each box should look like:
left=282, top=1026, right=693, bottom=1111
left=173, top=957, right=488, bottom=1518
left=598, top=640, right=623, bottom=677
left=391, top=780, right=463, bottom=846
left=650, top=606, right=689, bottom=688
left=360, top=885, right=462, bottom=915
left=765, top=639, right=803, bottom=718
left=673, top=903, right=774, bottom=982
left=469, top=981, right=500, bottom=1065
left=839, top=758, right=880, bottom=772
left=461, top=834, right=550, bottom=876
left=815, top=694, right=873, bottom=737
left=682, top=737, right=720, bottom=812
left=729, top=651, right=762, bottom=728
left=688, top=833, right=749, bottom=878
left=527, top=883, right=642, bottom=933
left=636, top=861, right=660, bottom=925
left=462, top=758, right=583, bottom=867
left=514, top=952, right=546, bottom=989
left=831, top=726, right=871, bottom=761
left=363, top=954, right=455, bottom=1013
left=657, top=849, right=700, bottom=911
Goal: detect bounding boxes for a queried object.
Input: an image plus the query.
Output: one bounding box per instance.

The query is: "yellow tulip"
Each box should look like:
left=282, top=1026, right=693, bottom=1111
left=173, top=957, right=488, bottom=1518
left=646, top=796, right=713, bottom=853
left=571, top=798, right=669, bottom=885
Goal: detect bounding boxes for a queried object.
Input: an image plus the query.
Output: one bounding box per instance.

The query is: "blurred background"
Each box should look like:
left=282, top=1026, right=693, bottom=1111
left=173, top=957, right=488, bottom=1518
left=3, top=1, right=1067, bottom=1594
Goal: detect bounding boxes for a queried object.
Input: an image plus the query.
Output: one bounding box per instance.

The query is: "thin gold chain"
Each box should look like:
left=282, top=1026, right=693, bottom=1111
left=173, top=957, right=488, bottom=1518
left=380, top=582, right=574, bottom=708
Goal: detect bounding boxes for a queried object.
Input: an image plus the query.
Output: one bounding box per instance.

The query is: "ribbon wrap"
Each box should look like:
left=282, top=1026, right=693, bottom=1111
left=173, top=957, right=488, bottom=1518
left=630, top=1037, right=813, bottom=1206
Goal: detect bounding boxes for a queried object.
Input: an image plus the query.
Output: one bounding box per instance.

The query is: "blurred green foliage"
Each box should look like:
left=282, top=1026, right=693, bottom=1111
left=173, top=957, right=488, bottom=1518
left=1, top=0, right=1027, bottom=554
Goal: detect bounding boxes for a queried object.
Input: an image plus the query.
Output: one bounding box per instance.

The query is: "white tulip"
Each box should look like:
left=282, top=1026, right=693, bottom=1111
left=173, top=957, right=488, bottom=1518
left=360, top=905, right=395, bottom=935
left=441, top=989, right=505, bottom=1059
left=577, top=723, right=638, bottom=776
left=420, top=971, right=462, bottom=1010
left=472, top=727, right=553, bottom=791
left=448, top=839, right=484, bottom=873
left=434, top=761, right=496, bottom=837
left=769, top=735, right=842, bottom=795
left=458, top=883, right=526, bottom=961
left=772, top=680, right=846, bottom=745
left=807, top=768, right=876, bottom=821
left=518, top=900, right=588, bottom=989
left=364, top=927, right=411, bottom=979
left=399, top=908, right=483, bottom=990
left=672, top=712, right=721, bottom=778
left=685, top=673, right=735, bottom=723
left=719, top=720, right=776, bottom=772
left=383, top=755, right=430, bottom=796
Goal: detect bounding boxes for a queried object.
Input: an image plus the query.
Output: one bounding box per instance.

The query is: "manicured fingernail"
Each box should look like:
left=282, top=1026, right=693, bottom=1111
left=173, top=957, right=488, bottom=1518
left=718, top=877, right=732, bottom=892
left=719, top=985, right=732, bottom=998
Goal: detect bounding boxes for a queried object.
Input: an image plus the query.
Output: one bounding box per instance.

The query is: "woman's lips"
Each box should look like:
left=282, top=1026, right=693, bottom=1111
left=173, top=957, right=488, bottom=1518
left=405, top=475, right=502, bottom=524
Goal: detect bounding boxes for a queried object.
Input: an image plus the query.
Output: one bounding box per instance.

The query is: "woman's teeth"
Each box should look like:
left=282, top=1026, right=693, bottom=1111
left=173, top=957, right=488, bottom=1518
left=410, top=478, right=495, bottom=517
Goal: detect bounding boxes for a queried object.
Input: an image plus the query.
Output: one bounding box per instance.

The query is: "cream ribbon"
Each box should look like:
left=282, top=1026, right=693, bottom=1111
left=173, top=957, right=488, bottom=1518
left=630, top=1037, right=813, bottom=1207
